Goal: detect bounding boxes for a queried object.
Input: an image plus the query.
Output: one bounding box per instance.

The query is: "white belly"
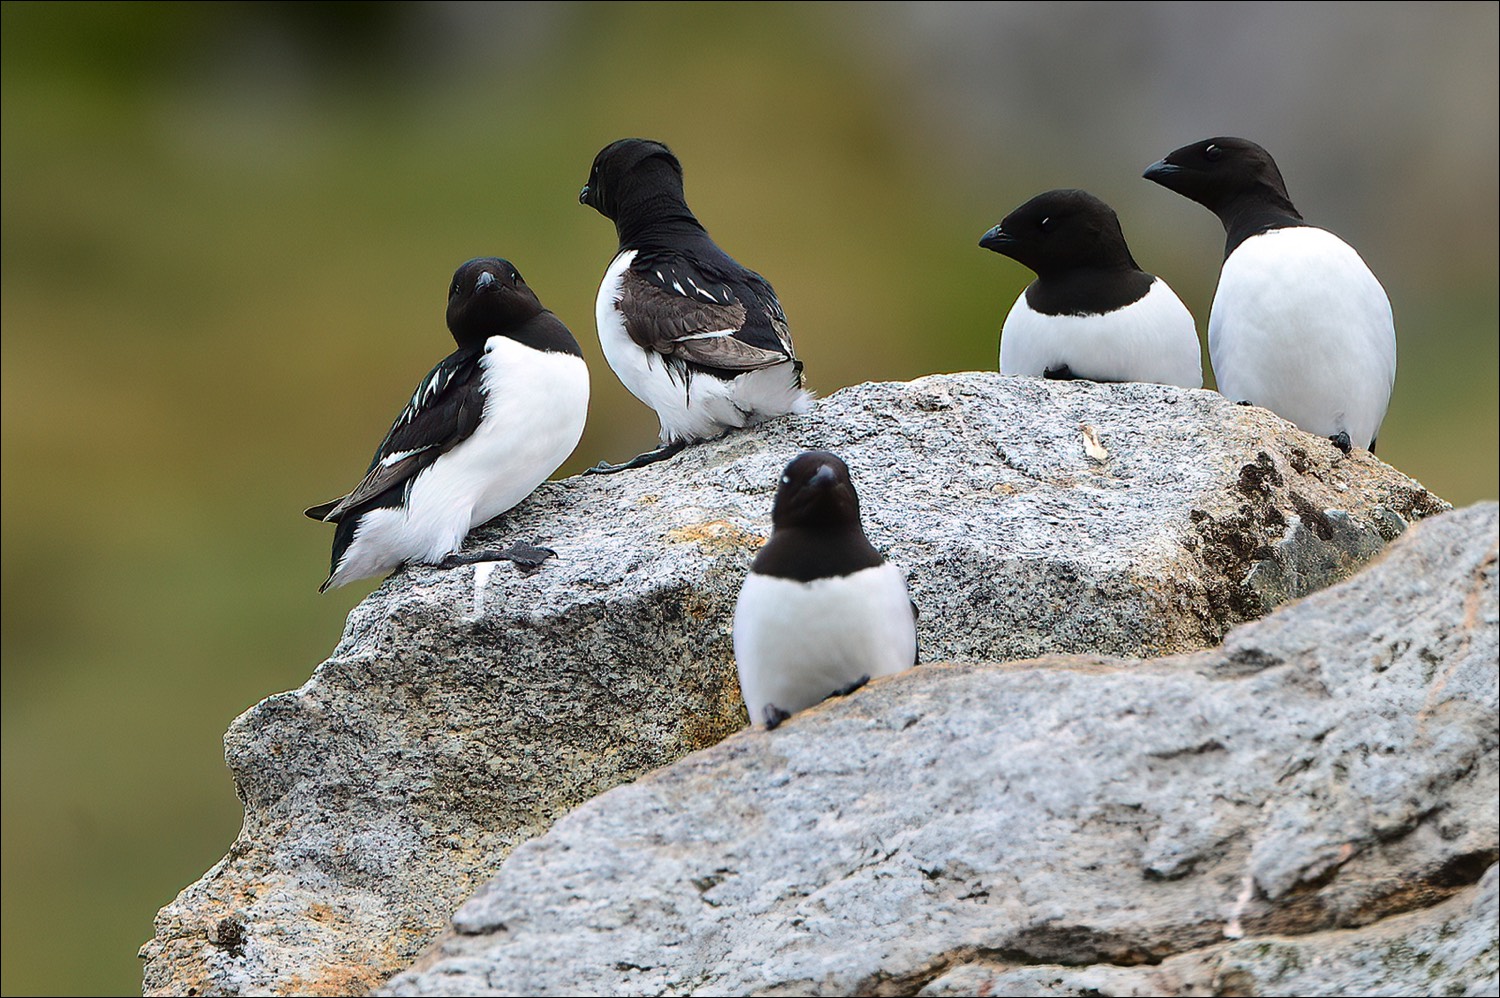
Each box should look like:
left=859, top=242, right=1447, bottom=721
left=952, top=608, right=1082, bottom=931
left=595, top=249, right=810, bottom=445
left=1209, top=227, right=1395, bottom=448
left=999, top=277, right=1203, bottom=389
left=733, top=562, right=917, bottom=727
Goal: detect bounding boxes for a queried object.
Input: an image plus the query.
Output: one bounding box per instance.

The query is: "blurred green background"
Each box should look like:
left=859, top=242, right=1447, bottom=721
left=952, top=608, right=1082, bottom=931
left=3, top=3, right=1495, bottom=994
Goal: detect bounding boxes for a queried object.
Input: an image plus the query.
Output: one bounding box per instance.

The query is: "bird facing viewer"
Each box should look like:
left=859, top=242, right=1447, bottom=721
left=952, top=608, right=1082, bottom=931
left=733, top=451, right=917, bottom=730
left=305, top=258, right=589, bottom=590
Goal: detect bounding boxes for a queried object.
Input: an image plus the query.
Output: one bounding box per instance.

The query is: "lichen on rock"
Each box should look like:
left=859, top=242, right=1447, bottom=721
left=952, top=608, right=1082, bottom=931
left=141, top=373, right=1457, bottom=996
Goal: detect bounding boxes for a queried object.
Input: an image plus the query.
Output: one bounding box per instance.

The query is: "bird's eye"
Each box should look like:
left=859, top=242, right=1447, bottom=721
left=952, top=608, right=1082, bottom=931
left=780, top=474, right=790, bottom=485
left=1205, top=144, right=1223, bottom=162
left=451, top=283, right=462, bottom=296
left=1039, top=216, right=1055, bottom=233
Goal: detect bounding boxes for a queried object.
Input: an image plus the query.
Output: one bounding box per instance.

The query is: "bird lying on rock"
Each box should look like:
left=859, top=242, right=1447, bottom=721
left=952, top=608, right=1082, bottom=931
left=980, top=188, right=1202, bottom=389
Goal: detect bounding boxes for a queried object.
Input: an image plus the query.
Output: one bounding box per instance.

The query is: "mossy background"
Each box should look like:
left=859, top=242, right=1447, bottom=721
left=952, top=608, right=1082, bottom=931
left=2, top=4, right=1495, bottom=994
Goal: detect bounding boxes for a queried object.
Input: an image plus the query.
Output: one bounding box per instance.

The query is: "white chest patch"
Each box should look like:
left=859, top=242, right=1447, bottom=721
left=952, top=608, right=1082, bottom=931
left=595, top=249, right=810, bottom=445
left=1209, top=227, right=1395, bottom=448
left=999, top=278, right=1203, bottom=389
left=733, top=562, right=917, bottom=727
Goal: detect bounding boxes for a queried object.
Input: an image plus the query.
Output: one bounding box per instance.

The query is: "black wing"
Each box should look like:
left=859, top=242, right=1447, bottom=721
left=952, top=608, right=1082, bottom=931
left=621, top=252, right=796, bottom=374
left=305, top=347, right=487, bottom=523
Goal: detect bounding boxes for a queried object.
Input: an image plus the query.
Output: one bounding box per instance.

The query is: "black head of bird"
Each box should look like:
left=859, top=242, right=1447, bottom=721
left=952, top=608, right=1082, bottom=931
left=578, top=138, right=687, bottom=223
left=1143, top=136, right=1299, bottom=219
left=771, top=451, right=863, bottom=532
left=445, top=258, right=543, bottom=348
left=978, top=188, right=1140, bottom=278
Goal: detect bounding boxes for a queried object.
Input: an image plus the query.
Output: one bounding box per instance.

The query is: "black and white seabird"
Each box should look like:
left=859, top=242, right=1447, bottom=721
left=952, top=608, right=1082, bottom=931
left=979, top=188, right=1202, bottom=388
left=1144, top=137, right=1396, bottom=453
left=579, top=138, right=811, bottom=472
left=733, top=451, right=917, bottom=730
left=305, top=258, right=590, bottom=591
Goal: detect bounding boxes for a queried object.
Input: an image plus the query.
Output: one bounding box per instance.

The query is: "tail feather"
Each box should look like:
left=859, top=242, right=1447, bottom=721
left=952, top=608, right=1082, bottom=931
left=304, top=497, right=346, bottom=522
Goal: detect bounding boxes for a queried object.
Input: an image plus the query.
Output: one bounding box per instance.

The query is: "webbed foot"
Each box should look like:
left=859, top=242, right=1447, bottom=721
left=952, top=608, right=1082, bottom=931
left=584, top=441, right=688, bottom=475
left=763, top=704, right=792, bottom=730
left=823, top=674, right=871, bottom=702
left=1329, top=431, right=1352, bottom=455
left=441, top=541, right=557, bottom=573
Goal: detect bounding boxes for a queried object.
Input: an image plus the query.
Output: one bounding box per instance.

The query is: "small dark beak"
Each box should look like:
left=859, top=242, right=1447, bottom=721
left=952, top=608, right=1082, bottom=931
left=978, top=224, right=1011, bottom=253
left=809, top=464, right=837, bottom=489
left=475, top=271, right=496, bottom=290
left=578, top=184, right=590, bottom=205
left=1142, top=159, right=1177, bottom=184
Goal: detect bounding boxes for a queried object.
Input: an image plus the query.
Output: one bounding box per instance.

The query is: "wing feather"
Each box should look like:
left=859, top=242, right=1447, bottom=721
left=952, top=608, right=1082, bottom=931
left=619, top=256, right=795, bottom=373
left=305, top=348, right=486, bottom=522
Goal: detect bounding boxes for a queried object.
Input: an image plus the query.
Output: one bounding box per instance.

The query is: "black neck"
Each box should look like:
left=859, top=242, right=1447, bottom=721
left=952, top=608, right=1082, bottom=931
left=614, top=193, right=709, bottom=250
left=1218, top=195, right=1305, bottom=257
left=752, top=525, right=884, bottom=582
left=1025, top=267, right=1153, bottom=316
left=501, top=310, right=583, bottom=357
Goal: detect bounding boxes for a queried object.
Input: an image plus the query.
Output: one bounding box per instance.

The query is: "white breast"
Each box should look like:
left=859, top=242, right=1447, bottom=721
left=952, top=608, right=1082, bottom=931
left=1209, top=227, right=1395, bottom=449
left=595, top=250, right=810, bottom=446
left=999, top=278, right=1203, bottom=389
left=332, top=341, right=589, bottom=586
left=733, top=562, right=917, bottom=727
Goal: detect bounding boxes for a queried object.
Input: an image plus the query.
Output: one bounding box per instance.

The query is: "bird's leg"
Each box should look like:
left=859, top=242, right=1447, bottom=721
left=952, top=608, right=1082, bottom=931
left=763, top=704, right=792, bottom=730
left=822, top=674, right=871, bottom=702
left=1329, top=431, right=1352, bottom=455
left=1043, top=364, right=1077, bottom=381
left=440, top=542, right=557, bottom=573
left=585, top=440, right=687, bottom=475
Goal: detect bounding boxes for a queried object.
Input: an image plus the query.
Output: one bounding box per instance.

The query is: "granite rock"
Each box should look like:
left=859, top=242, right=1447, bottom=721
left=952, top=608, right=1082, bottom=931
left=140, top=373, right=1448, bottom=995
left=386, top=502, right=1498, bottom=997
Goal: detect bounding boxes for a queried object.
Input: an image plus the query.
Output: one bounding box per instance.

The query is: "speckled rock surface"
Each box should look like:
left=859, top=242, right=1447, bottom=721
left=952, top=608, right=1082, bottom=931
left=140, top=373, right=1448, bottom=996
left=918, top=863, right=1499, bottom=996
left=385, top=503, right=1498, bottom=997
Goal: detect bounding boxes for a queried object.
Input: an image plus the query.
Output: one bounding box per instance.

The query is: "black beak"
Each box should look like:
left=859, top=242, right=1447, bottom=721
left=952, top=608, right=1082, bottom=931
left=978, top=224, right=1011, bottom=253
left=1142, top=159, right=1177, bottom=184
left=578, top=184, right=590, bottom=205
left=809, top=464, right=837, bottom=489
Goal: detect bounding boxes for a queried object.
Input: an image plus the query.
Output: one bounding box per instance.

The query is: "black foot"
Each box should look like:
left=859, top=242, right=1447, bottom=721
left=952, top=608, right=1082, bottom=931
left=822, top=674, right=871, bottom=703
left=1236, top=399, right=1254, bottom=407
left=763, top=704, right=792, bottom=730
left=440, top=541, right=557, bottom=573
left=1043, top=364, right=1076, bottom=381
left=584, top=441, right=688, bottom=475
left=1329, top=431, right=1352, bottom=455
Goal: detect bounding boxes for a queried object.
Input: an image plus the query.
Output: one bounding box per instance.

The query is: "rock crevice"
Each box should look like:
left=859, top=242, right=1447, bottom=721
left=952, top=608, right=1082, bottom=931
left=140, top=374, right=1461, bottom=996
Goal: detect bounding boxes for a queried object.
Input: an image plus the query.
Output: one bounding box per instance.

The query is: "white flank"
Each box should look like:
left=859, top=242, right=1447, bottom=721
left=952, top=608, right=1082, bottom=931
left=733, top=562, right=917, bottom=727
left=999, top=278, right=1203, bottom=389
left=1209, top=227, right=1395, bottom=449
left=326, top=339, right=589, bottom=588
left=596, top=250, right=812, bottom=446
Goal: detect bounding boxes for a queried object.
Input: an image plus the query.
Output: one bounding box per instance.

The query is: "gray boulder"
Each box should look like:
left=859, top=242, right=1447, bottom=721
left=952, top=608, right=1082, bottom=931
left=140, top=374, right=1448, bottom=996
left=387, top=502, right=1499, bottom=997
